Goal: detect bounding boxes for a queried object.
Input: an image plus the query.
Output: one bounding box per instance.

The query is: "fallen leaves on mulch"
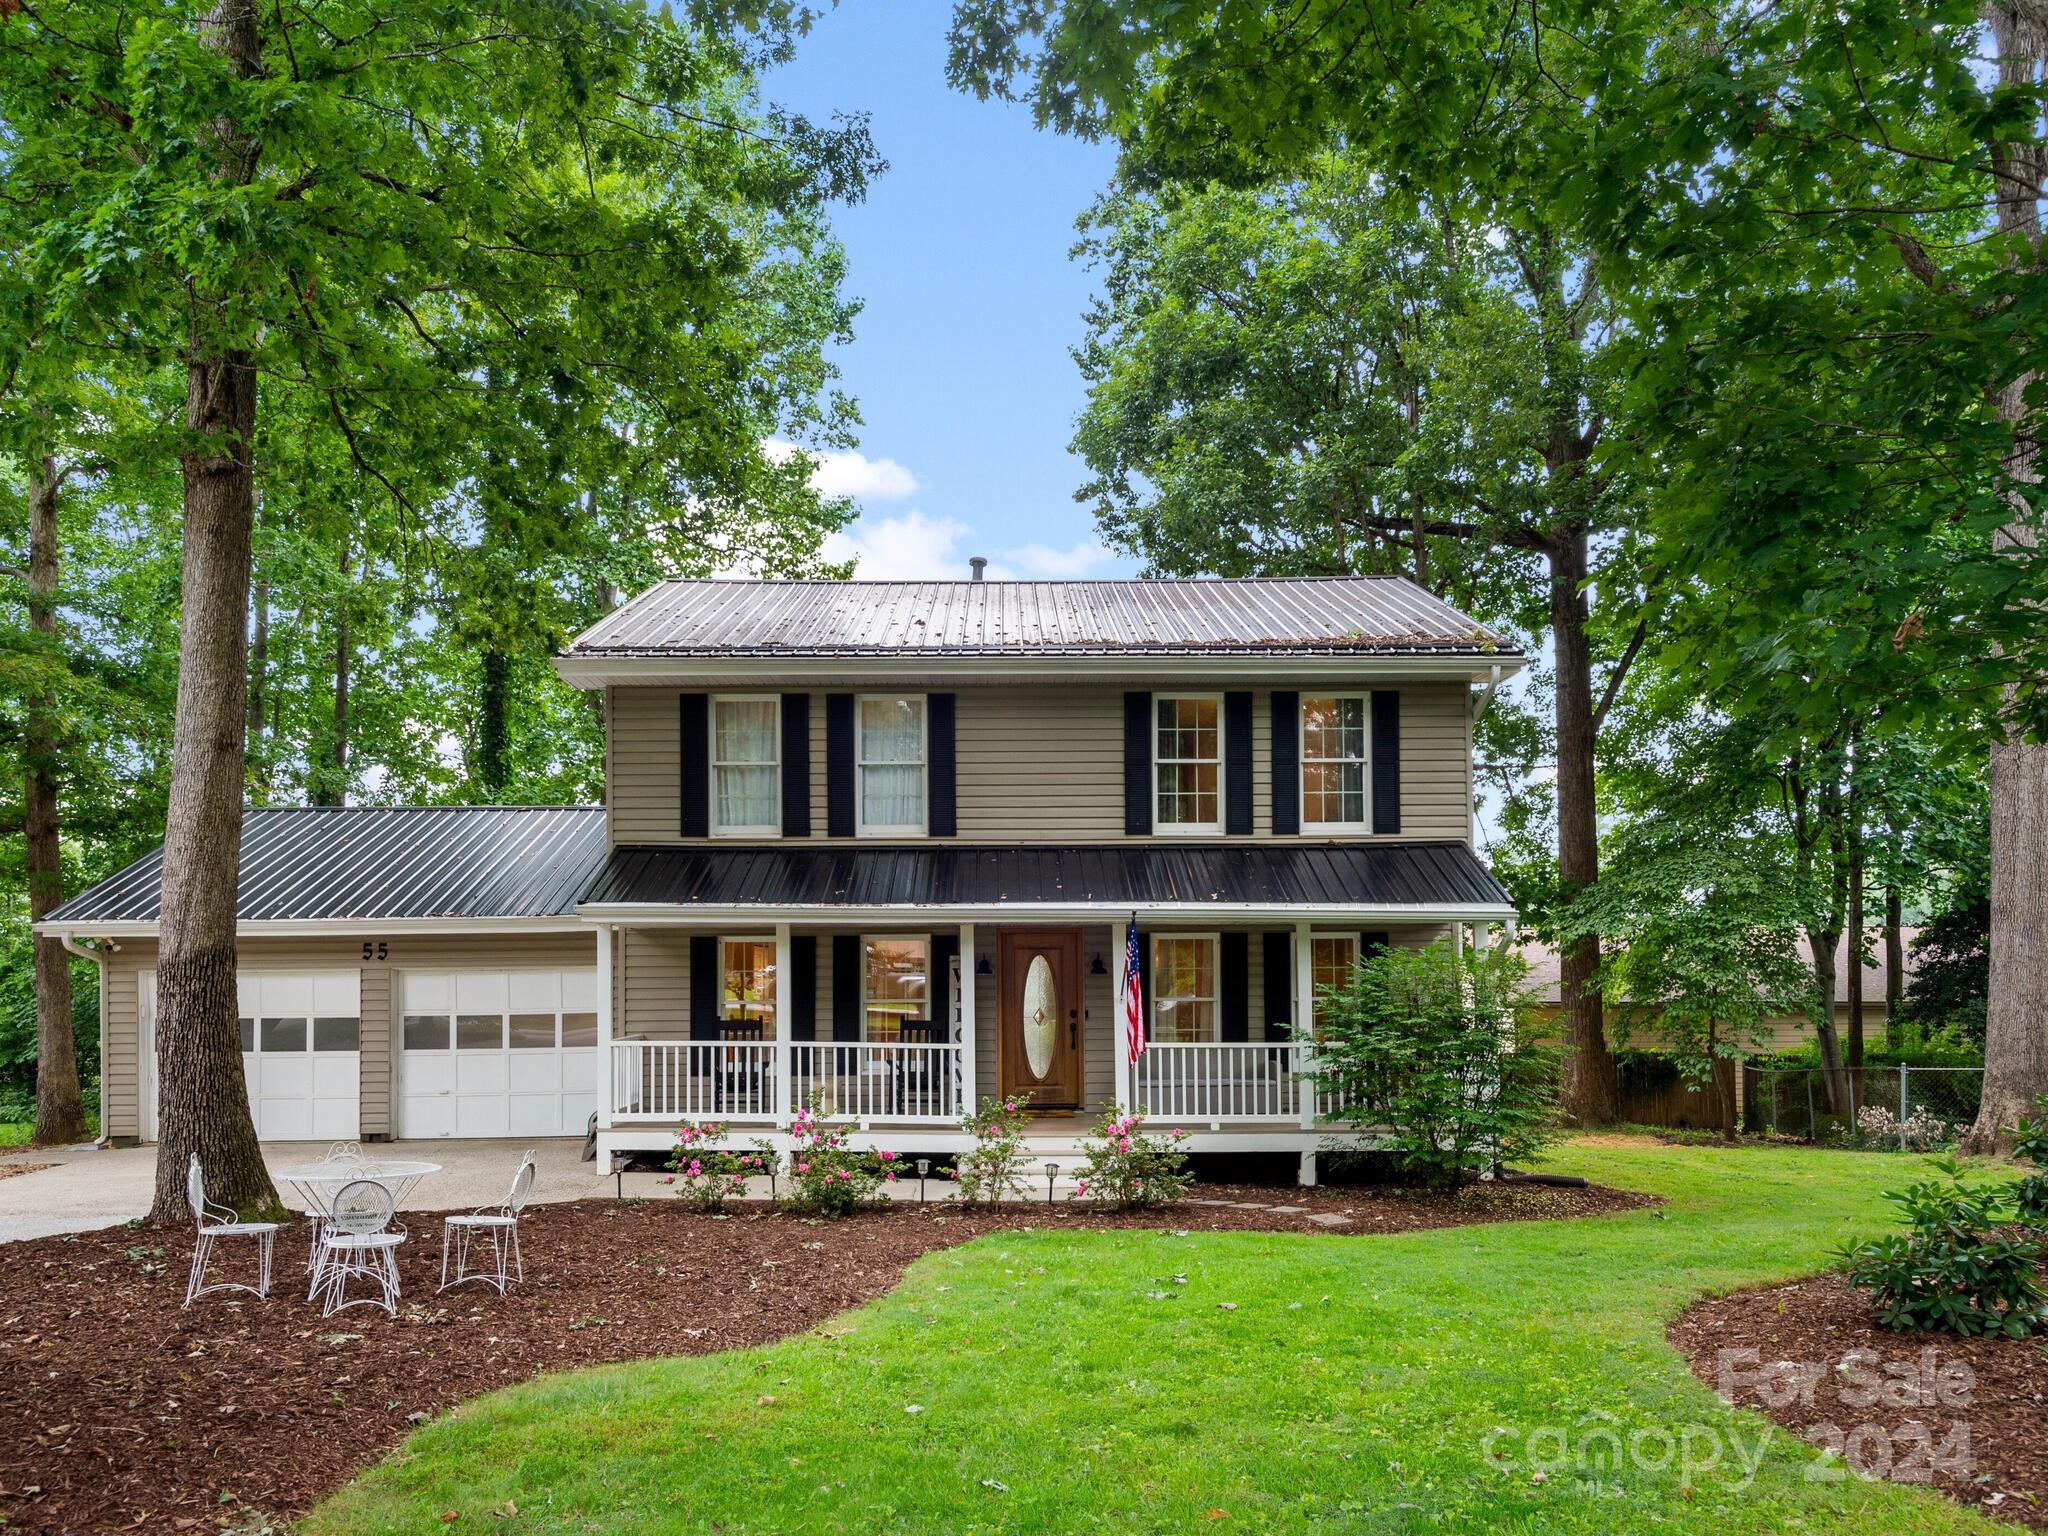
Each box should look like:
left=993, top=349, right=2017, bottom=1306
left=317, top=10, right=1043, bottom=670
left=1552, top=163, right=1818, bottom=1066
left=0, top=1179, right=1651, bottom=1535
left=1670, top=1270, right=2048, bottom=1527
left=0, top=1161, right=54, bottom=1181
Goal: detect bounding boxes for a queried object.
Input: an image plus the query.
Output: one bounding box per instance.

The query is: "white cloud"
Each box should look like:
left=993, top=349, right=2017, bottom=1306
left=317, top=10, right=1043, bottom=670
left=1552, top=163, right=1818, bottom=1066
left=991, top=539, right=1117, bottom=579
left=824, top=510, right=978, bottom=580
left=765, top=438, right=918, bottom=503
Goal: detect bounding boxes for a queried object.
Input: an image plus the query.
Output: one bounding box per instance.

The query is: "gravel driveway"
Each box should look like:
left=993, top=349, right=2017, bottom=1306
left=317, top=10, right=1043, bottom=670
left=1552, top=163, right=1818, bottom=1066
left=0, top=1138, right=603, bottom=1242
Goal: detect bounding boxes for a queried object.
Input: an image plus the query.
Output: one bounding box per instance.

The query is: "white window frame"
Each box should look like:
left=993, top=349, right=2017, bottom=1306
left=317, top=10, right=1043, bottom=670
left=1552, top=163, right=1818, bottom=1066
left=1301, top=693, right=1371, bottom=833
left=855, top=693, right=928, bottom=837
left=720, top=935, right=778, bottom=1037
left=1150, top=932, right=1221, bottom=1043
left=1152, top=692, right=1225, bottom=835
left=860, top=934, right=930, bottom=1042
left=710, top=694, right=782, bottom=838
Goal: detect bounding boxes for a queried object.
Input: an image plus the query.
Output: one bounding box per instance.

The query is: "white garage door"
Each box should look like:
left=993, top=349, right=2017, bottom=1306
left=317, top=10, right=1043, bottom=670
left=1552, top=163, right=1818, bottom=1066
left=140, top=970, right=362, bottom=1142
left=397, top=969, right=598, bottom=1138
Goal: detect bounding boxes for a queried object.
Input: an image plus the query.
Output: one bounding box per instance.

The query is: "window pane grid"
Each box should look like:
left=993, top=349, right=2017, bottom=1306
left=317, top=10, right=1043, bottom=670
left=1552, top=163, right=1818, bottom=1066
left=713, top=698, right=779, bottom=832
left=859, top=696, right=925, bottom=831
left=1151, top=937, right=1217, bottom=1043
left=864, top=937, right=928, bottom=1042
left=1155, top=697, right=1221, bottom=827
left=722, top=939, right=778, bottom=1035
left=1302, top=696, right=1368, bottom=827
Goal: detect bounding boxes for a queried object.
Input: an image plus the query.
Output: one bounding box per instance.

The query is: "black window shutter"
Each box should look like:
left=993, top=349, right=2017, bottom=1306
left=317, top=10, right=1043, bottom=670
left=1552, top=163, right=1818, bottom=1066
left=1371, top=690, right=1402, bottom=834
left=931, top=933, right=959, bottom=1039
left=1262, top=930, right=1293, bottom=1037
left=1224, top=691, right=1254, bottom=835
left=826, top=693, right=855, bottom=837
left=780, top=693, right=811, bottom=837
left=1361, top=931, right=1391, bottom=956
left=1220, top=932, right=1249, bottom=1041
left=831, top=933, right=861, bottom=1040
left=1134, top=930, right=1153, bottom=1040
left=690, top=934, right=719, bottom=1040
left=679, top=694, right=710, bottom=838
left=1123, top=691, right=1152, bottom=835
left=1270, top=691, right=1300, bottom=835
left=790, top=936, right=818, bottom=1041
left=928, top=693, right=957, bottom=837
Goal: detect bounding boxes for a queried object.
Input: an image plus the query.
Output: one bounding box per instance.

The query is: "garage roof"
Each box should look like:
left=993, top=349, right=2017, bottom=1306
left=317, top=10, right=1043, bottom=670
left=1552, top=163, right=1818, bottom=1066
left=44, top=805, right=607, bottom=927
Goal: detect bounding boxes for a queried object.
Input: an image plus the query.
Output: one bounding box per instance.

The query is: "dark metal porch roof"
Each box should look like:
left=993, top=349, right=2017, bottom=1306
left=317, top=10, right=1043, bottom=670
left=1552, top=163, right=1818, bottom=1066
left=580, top=841, right=1513, bottom=912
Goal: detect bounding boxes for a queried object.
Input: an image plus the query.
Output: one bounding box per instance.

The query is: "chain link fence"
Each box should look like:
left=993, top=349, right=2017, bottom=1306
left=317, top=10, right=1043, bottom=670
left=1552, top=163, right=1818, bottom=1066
left=1743, top=1064, right=1984, bottom=1148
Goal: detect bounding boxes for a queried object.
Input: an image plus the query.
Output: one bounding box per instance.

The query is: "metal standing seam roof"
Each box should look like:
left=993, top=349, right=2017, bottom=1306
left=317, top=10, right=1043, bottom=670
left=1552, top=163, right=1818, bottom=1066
left=564, top=578, right=1519, bottom=659
left=580, top=841, right=1514, bottom=911
left=43, top=805, right=608, bottom=926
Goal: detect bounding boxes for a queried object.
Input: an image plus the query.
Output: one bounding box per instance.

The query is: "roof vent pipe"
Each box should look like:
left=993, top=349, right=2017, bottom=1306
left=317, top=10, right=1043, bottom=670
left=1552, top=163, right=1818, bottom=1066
left=968, top=556, right=987, bottom=582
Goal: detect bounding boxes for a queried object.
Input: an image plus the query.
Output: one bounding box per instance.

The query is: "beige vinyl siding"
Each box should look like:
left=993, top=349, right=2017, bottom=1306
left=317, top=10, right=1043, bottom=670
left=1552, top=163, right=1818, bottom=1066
left=100, top=930, right=598, bottom=1143
left=605, top=681, right=1475, bottom=846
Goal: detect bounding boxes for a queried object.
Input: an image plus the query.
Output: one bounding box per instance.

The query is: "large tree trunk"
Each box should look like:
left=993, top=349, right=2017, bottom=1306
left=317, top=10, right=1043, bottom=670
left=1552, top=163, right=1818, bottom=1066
left=1809, top=924, right=1848, bottom=1116
left=1884, top=882, right=1903, bottom=1050
left=1846, top=793, right=1865, bottom=1073
left=1967, top=0, right=2048, bottom=1156
left=25, top=451, right=88, bottom=1146
left=149, top=0, right=276, bottom=1223
left=1549, top=529, right=1617, bottom=1123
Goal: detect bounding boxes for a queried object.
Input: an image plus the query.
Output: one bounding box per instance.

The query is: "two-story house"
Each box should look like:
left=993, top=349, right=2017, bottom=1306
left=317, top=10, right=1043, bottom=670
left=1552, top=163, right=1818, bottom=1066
left=41, top=574, right=1522, bottom=1182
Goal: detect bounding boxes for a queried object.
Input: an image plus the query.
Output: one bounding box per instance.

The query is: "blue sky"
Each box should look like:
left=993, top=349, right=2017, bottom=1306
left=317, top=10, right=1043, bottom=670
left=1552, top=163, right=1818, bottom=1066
left=766, top=2, right=1140, bottom=580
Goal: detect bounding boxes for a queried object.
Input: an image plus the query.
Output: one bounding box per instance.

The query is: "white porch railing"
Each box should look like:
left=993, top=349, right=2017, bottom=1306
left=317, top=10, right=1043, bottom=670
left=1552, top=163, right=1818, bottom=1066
left=789, top=1042, right=962, bottom=1124
left=611, top=1040, right=780, bottom=1122
left=1133, top=1041, right=1307, bottom=1124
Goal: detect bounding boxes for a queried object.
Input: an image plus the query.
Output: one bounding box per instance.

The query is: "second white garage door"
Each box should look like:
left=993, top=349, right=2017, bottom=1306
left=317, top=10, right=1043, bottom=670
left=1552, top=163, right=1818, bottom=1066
left=397, top=969, right=598, bottom=1139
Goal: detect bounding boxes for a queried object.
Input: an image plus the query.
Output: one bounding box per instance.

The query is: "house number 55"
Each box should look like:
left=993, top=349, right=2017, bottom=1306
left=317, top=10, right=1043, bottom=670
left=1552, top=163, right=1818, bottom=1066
left=362, top=941, right=390, bottom=961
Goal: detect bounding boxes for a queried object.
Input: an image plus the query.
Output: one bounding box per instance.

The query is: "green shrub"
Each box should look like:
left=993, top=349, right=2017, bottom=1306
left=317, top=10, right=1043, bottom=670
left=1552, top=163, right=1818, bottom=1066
left=2009, top=1100, right=2048, bottom=1225
left=779, top=1095, right=886, bottom=1216
left=955, top=1093, right=1034, bottom=1206
left=1312, top=939, right=1560, bottom=1188
left=1073, top=1103, right=1192, bottom=1209
left=1840, top=1160, right=2046, bottom=1338
left=663, top=1121, right=775, bottom=1212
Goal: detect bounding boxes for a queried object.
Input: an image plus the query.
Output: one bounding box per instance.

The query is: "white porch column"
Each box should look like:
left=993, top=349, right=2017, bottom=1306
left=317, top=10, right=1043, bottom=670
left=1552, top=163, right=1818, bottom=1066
left=774, top=923, right=793, bottom=1127
left=1294, top=920, right=1315, bottom=1130
left=595, top=923, right=615, bottom=1131
left=957, top=923, right=977, bottom=1120
left=1453, top=920, right=1467, bottom=956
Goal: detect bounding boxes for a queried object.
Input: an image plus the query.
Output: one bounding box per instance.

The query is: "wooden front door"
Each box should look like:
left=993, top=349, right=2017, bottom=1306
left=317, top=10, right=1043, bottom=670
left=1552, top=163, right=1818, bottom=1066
left=998, top=928, right=1084, bottom=1108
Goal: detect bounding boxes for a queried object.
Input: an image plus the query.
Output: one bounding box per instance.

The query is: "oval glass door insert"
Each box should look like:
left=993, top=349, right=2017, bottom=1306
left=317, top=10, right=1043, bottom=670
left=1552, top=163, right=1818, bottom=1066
left=1021, top=954, right=1058, bottom=1080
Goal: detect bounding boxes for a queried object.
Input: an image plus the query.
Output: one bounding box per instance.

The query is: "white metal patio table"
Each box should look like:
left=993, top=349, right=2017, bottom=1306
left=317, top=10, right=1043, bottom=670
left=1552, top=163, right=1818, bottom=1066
left=276, top=1157, right=441, bottom=1293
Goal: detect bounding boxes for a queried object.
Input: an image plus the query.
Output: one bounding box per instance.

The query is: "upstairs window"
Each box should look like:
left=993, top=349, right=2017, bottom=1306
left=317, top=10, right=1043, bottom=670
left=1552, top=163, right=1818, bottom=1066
left=722, top=938, right=777, bottom=1038
left=864, top=937, right=928, bottom=1041
left=1151, top=935, right=1218, bottom=1042
left=858, top=695, right=926, bottom=834
left=1302, top=695, right=1368, bottom=830
left=712, top=696, right=780, bottom=835
left=1154, top=695, right=1221, bottom=831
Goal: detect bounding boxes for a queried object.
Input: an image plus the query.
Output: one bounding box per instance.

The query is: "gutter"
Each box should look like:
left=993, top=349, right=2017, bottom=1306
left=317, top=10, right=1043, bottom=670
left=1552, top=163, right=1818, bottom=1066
left=552, top=652, right=1528, bottom=690
left=34, top=915, right=591, bottom=941
left=574, top=900, right=1520, bottom=926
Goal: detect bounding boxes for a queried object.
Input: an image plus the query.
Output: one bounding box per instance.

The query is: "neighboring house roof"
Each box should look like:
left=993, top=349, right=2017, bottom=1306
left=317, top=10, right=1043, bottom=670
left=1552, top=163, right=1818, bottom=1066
left=43, top=805, right=607, bottom=928
left=562, top=577, right=1521, bottom=660
left=579, top=840, right=1514, bottom=914
left=1514, top=931, right=1920, bottom=1009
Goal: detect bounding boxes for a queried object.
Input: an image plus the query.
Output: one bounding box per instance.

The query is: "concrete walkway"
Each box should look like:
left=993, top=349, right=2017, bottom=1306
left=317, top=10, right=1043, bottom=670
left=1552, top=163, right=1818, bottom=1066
left=0, top=1139, right=608, bottom=1243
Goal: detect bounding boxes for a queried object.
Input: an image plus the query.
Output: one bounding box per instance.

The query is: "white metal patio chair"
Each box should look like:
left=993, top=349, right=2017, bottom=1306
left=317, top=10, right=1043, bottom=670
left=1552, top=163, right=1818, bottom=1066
left=439, top=1150, right=537, bottom=1295
left=314, top=1178, right=406, bottom=1317
left=304, top=1141, right=370, bottom=1293
left=183, top=1154, right=282, bottom=1309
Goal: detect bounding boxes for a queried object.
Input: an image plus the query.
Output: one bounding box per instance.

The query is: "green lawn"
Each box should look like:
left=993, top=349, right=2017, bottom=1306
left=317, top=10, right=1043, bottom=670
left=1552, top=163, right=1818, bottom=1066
left=305, top=1140, right=2006, bottom=1535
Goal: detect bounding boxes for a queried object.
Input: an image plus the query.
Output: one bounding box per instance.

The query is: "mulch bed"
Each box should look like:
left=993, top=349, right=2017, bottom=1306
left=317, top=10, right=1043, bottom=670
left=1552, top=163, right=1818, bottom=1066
left=1671, top=1270, right=2048, bottom=1527
left=0, top=1178, right=1651, bottom=1535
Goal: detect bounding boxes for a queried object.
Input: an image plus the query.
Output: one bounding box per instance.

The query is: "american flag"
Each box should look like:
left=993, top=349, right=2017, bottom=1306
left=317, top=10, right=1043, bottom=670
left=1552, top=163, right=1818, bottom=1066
left=1120, top=914, right=1147, bottom=1066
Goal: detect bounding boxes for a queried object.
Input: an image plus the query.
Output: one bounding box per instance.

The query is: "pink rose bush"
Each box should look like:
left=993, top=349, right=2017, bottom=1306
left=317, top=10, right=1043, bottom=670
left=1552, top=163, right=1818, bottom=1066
left=665, top=1120, right=776, bottom=1213
left=781, top=1094, right=887, bottom=1216
left=954, top=1092, right=1033, bottom=1206
left=1075, top=1102, right=1192, bottom=1209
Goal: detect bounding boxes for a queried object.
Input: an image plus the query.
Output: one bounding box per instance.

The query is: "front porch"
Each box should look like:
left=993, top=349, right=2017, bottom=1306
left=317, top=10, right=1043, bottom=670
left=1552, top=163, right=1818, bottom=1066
left=590, top=912, right=1512, bottom=1174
